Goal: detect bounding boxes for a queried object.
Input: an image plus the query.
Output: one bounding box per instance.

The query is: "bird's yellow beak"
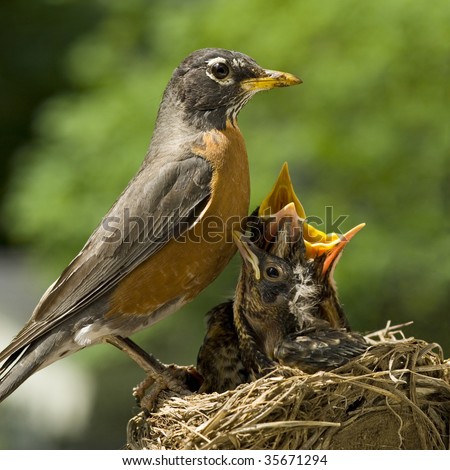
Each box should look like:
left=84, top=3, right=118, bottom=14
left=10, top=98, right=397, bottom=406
left=241, top=70, right=302, bottom=92
left=259, top=162, right=306, bottom=218
left=264, top=202, right=301, bottom=241
left=302, top=223, right=341, bottom=256
left=258, top=163, right=337, bottom=249
left=233, top=231, right=261, bottom=280
left=304, top=223, right=366, bottom=275
left=255, top=161, right=365, bottom=276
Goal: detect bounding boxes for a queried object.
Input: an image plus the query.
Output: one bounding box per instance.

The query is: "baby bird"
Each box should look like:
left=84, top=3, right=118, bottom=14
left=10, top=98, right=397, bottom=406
left=196, top=301, right=250, bottom=393
left=233, top=215, right=367, bottom=377
left=197, top=205, right=367, bottom=393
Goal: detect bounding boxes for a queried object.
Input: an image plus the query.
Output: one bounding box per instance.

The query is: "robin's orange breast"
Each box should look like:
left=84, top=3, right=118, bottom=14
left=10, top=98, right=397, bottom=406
left=107, top=122, right=250, bottom=316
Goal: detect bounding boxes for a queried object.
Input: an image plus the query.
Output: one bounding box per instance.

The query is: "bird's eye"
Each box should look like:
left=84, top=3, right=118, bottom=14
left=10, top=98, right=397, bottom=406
left=211, top=62, right=230, bottom=79
left=265, top=266, right=280, bottom=279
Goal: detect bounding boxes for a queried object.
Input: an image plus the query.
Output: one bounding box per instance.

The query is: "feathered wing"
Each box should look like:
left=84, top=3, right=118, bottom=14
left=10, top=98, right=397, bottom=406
left=0, top=155, right=213, bottom=365
left=275, top=329, right=368, bottom=372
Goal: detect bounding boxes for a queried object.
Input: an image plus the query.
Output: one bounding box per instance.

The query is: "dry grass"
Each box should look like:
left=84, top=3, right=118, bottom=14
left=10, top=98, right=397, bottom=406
left=127, top=323, right=450, bottom=450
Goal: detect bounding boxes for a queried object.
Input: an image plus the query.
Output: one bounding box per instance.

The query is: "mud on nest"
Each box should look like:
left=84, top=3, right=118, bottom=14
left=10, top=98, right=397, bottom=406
left=127, top=323, right=450, bottom=450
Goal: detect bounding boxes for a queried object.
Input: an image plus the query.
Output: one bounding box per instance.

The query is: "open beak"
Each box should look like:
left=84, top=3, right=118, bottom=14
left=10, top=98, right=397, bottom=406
left=304, top=223, right=366, bottom=276
left=233, top=231, right=261, bottom=280
left=303, top=222, right=341, bottom=257
left=266, top=202, right=301, bottom=241
left=254, top=162, right=364, bottom=277
left=259, top=162, right=306, bottom=218
left=241, top=70, right=302, bottom=92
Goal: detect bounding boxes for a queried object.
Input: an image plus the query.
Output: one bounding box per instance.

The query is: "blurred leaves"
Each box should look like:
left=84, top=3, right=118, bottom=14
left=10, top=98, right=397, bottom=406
left=1, top=0, right=450, bottom=448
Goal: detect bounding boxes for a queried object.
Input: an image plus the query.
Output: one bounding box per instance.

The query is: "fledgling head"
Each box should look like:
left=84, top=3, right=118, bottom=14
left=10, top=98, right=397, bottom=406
left=298, top=221, right=366, bottom=329
left=232, top=223, right=305, bottom=361
left=249, top=162, right=365, bottom=329
left=234, top=205, right=365, bottom=350
left=260, top=213, right=365, bottom=330
left=159, top=48, right=301, bottom=131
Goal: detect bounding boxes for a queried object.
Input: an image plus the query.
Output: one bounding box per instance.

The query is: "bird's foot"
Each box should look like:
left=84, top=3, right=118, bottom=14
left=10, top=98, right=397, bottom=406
left=104, top=335, right=203, bottom=410
left=133, top=364, right=202, bottom=411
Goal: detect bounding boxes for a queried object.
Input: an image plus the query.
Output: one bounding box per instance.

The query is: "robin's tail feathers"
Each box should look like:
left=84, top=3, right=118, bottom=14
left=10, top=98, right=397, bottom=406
left=0, top=332, right=74, bottom=403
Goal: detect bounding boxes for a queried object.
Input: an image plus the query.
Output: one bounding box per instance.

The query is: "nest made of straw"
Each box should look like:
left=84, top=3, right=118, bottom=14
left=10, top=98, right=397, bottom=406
left=127, top=324, right=450, bottom=450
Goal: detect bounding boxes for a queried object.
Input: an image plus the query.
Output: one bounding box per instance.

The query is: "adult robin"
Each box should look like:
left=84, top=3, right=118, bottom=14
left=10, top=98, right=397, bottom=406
left=0, top=48, right=301, bottom=402
left=197, top=173, right=366, bottom=392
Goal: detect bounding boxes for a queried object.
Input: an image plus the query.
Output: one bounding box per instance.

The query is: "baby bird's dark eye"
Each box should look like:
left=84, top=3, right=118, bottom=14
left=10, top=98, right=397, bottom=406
left=265, top=266, right=280, bottom=279
left=211, top=62, right=230, bottom=79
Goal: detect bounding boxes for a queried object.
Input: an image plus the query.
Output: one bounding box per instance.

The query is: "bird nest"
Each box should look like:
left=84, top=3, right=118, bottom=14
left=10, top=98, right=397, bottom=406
left=126, top=323, right=450, bottom=450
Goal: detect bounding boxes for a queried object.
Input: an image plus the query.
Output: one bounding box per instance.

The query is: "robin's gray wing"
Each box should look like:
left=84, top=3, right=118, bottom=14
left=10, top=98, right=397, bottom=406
left=274, top=329, right=368, bottom=372
left=0, top=155, right=212, bottom=362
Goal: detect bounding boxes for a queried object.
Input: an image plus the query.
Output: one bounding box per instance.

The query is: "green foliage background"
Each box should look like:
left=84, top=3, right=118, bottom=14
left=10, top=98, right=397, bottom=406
left=0, top=0, right=449, bottom=449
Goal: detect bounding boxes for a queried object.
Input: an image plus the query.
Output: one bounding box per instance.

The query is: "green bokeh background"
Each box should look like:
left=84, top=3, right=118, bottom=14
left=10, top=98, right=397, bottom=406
left=0, top=0, right=449, bottom=449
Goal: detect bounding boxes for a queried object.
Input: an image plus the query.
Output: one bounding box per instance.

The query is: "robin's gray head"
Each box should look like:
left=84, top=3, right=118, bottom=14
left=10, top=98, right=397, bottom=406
left=160, top=48, right=301, bottom=130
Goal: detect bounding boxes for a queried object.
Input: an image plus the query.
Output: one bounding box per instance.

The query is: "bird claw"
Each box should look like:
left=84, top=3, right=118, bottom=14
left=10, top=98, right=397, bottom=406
left=133, top=364, right=203, bottom=411
left=133, top=376, right=162, bottom=412
left=104, top=335, right=203, bottom=410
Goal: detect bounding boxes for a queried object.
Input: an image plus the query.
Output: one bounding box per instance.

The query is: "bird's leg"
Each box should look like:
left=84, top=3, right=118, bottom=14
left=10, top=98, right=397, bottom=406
left=105, top=335, right=166, bottom=375
left=105, top=335, right=201, bottom=410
